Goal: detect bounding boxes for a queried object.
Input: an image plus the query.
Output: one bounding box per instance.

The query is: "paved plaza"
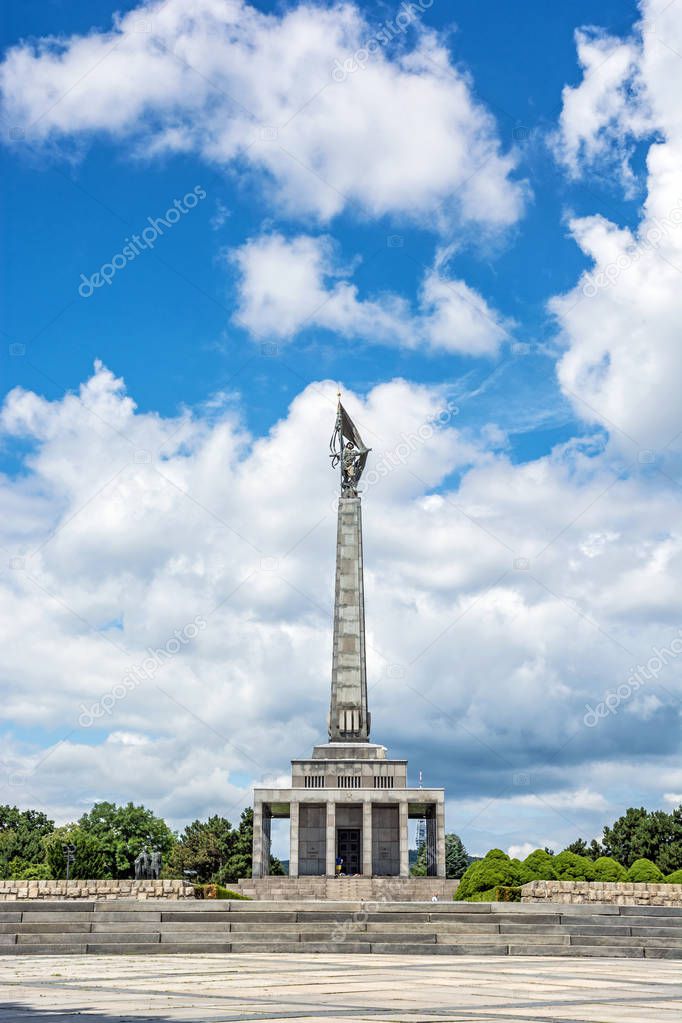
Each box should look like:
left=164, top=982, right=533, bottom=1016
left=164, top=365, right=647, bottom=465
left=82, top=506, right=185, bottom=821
left=0, top=953, right=680, bottom=1022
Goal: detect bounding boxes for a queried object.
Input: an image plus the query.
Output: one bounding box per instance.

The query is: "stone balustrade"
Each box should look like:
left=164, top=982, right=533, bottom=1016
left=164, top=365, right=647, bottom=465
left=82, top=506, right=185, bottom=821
left=522, top=879, right=682, bottom=906
left=0, top=880, right=195, bottom=901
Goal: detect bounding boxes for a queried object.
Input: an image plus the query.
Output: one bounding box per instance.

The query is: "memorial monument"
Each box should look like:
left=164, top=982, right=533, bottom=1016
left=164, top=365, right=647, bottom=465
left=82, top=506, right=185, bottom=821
left=251, top=399, right=446, bottom=883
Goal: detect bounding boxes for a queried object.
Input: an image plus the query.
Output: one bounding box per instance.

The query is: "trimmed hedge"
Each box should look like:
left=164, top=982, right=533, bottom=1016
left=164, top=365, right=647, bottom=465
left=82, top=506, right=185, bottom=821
left=194, top=883, right=250, bottom=900
left=455, top=850, right=522, bottom=901
left=517, top=850, right=557, bottom=883
left=552, top=851, right=595, bottom=880
left=591, top=856, right=628, bottom=882
left=626, top=858, right=664, bottom=883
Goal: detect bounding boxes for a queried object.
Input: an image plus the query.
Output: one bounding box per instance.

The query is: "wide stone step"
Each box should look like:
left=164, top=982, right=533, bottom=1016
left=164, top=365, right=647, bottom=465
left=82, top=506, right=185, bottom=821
left=0, top=922, right=94, bottom=934
left=17, top=932, right=160, bottom=945
left=370, top=943, right=506, bottom=955
left=230, top=941, right=370, bottom=954
left=365, top=921, right=500, bottom=933
left=569, top=933, right=682, bottom=948
left=0, top=943, right=87, bottom=955
left=508, top=943, right=644, bottom=958
left=92, top=911, right=162, bottom=922
left=21, top=912, right=94, bottom=923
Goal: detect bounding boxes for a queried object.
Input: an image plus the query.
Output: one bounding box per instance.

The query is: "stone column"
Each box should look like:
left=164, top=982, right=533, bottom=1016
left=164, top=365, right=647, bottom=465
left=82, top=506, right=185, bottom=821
left=362, top=801, right=372, bottom=877
left=252, top=802, right=264, bottom=878
left=436, top=802, right=446, bottom=879
left=329, top=497, right=369, bottom=741
left=289, top=801, right=299, bottom=878
left=325, top=801, right=336, bottom=877
left=399, top=800, right=409, bottom=877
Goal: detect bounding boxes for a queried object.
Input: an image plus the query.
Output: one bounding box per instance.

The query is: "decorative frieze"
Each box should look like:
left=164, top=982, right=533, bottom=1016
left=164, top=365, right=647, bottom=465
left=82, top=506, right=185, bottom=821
left=0, top=880, right=195, bottom=901
left=522, top=880, right=682, bottom=906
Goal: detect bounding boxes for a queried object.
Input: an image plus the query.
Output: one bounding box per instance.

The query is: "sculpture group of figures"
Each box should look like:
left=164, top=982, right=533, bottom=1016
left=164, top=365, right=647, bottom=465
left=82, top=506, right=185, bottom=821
left=330, top=399, right=370, bottom=495
left=133, top=848, right=162, bottom=880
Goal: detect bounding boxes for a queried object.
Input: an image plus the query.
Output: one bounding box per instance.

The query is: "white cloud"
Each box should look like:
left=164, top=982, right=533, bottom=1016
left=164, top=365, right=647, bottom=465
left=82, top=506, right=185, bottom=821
left=0, top=0, right=525, bottom=231
left=551, top=2, right=682, bottom=453
left=232, top=232, right=508, bottom=355
left=1, top=364, right=682, bottom=850
left=553, top=28, right=650, bottom=189
left=508, top=842, right=535, bottom=859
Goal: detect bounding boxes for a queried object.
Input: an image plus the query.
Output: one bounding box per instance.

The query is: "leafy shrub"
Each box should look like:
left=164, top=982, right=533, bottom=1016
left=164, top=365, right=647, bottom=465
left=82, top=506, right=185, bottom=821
left=626, top=858, right=664, bottom=882
left=495, top=885, right=522, bottom=902
left=465, top=888, right=496, bottom=902
left=194, top=883, right=249, bottom=900
left=6, top=858, right=51, bottom=880
left=665, top=869, right=682, bottom=884
left=592, top=856, right=627, bottom=882
left=44, top=826, right=109, bottom=880
left=455, top=850, right=522, bottom=900
left=518, top=849, right=557, bottom=883
left=553, top=851, right=595, bottom=880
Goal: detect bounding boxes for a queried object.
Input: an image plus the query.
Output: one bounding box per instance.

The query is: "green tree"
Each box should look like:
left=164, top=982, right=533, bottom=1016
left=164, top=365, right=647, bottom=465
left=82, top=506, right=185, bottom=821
left=44, top=826, right=109, bottom=879
left=0, top=806, right=54, bottom=877
left=659, top=806, right=682, bottom=875
left=165, top=816, right=236, bottom=883
left=213, top=808, right=284, bottom=884
left=602, top=806, right=682, bottom=871
left=78, top=801, right=175, bottom=878
left=6, top=858, right=52, bottom=880
left=412, top=833, right=468, bottom=878
left=563, top=838, right=605, bottom=860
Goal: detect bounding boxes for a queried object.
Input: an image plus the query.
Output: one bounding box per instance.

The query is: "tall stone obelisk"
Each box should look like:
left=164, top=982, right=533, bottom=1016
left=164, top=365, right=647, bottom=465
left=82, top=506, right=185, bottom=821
left=328, top=400, right=371, bottom=742
left=250, top=400, right=448, bottom=885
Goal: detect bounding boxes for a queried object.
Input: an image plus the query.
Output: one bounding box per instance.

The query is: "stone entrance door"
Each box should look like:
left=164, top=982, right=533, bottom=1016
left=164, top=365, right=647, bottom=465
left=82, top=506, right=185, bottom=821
left=337, top=828, right=361, bottom=874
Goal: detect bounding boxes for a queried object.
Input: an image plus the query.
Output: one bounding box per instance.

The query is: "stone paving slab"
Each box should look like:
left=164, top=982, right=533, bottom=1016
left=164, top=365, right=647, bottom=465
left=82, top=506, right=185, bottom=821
left=1, top=952, right=681, bottom=1022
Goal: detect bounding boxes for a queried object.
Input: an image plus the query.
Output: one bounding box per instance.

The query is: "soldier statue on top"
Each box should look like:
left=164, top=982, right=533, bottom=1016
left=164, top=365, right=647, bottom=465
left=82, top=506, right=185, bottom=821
left=330, top=394, right=371, bottom=495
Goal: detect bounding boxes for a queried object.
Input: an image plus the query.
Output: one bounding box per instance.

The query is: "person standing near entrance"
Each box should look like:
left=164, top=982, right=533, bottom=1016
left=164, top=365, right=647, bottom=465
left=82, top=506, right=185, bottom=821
left=336, top=855, right=344, bottom=876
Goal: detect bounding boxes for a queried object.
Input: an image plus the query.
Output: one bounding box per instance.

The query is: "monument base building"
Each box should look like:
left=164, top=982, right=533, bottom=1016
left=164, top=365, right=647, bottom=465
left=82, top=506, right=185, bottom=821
left=252, top=405, right=447, bottom=882
left=253, top=740, right=446, bottom=879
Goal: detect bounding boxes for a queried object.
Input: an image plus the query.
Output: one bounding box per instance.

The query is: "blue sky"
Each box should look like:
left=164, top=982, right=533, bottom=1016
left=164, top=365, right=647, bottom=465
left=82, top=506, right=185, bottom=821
left=2, top=0, right=639, bottom=452
left=1, top=0, right=682, bottom=858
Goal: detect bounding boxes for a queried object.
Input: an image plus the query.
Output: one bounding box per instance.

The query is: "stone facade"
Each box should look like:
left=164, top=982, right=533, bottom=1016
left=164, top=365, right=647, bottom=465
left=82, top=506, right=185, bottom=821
left=0, top=880, right=195, bottom=901
left=522, top=880, right=682, bottom=906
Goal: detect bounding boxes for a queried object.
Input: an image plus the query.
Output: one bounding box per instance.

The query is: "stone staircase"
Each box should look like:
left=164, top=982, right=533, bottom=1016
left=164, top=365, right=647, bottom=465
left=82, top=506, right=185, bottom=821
left=0, top=900, right=681, bottom=957
left=235, top=876, right=460, bottom=900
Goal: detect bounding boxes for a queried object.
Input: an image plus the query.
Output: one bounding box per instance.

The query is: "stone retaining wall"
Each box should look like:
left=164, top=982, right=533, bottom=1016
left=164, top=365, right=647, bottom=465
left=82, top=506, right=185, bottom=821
left=235, top=876, right=459, bottom=901
left=522, top=879, right=682, bottom=906
left=0, top=880, right=196, bottom=901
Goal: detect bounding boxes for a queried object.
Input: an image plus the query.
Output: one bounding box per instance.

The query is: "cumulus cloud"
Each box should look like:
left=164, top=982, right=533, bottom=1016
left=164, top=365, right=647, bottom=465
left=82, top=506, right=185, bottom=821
left=1, top=365, right=681, bottom=852
left=553, top=27, right=651, bottom=189
left=232, top=232, right=509, bottom=355
left=0, top=0, right=526, bottom=231
left=551, top=1, right=682, bottom=454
